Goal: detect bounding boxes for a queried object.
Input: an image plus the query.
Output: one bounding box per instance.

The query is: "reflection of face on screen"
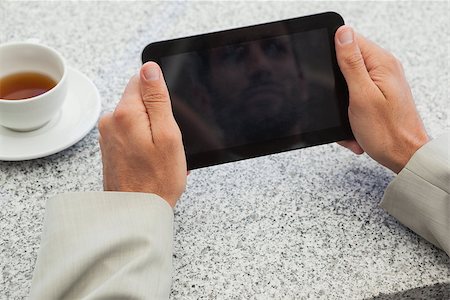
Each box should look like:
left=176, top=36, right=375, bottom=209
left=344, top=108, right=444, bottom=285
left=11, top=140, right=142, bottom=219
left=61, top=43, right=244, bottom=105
left=160, top=29, right=341, bottom=156
left=201, top=36, right=307, bottom=146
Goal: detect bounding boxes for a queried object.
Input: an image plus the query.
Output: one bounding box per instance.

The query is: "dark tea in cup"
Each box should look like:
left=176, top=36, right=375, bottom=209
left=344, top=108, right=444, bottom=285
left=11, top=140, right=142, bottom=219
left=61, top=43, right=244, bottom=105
left=0, top=72, right=57, bottom=100
left=0, top=42, right=67, bottom=131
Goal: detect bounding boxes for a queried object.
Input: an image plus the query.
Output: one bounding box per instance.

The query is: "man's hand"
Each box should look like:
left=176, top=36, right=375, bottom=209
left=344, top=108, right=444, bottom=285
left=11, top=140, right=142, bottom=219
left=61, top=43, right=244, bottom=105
left=98, top=62, right=187, bottom=207
left=335, top=26, right=430, bottom=173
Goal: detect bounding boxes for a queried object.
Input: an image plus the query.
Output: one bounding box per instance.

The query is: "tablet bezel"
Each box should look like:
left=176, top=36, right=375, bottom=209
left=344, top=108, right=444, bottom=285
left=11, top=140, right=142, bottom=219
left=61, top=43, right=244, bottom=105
left=142, top=11, right=352, bottom=170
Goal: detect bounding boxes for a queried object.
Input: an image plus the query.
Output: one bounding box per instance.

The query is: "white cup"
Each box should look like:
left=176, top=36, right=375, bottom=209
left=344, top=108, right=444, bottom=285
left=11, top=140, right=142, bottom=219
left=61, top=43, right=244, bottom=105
left=0, top=42, right=68, bottom=131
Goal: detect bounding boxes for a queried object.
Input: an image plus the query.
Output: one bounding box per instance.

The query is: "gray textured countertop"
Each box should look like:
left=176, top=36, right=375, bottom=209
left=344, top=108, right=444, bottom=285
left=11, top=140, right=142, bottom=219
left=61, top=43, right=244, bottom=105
left=1, top=1, right=449, bottom=299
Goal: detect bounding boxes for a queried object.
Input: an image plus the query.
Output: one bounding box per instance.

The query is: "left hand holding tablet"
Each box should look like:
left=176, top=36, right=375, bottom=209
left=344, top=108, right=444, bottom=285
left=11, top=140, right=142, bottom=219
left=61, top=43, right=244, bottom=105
left=98, top=62, right=187, bottom=207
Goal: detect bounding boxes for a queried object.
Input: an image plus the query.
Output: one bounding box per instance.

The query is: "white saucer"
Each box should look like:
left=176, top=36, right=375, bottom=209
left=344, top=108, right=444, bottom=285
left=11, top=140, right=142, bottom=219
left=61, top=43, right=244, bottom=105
left=0, top=67, right=101, bottom=161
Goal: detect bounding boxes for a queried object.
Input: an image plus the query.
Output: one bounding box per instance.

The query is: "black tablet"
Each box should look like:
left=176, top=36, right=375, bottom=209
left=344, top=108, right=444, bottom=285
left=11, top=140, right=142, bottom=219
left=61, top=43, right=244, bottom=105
left=142, top=12, right=352, bottom=170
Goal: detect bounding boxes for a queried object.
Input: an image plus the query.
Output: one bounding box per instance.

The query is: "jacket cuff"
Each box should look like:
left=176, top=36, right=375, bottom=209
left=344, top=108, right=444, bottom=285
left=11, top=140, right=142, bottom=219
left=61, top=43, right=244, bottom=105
left=30, top=192, right=174, bottom=299
left=380, top=132, right=450, bottom=253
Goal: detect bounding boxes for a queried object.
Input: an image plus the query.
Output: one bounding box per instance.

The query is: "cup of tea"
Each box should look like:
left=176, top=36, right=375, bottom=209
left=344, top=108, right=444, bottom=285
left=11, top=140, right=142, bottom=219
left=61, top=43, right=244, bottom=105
left=0, top=42, right=68, bottom=131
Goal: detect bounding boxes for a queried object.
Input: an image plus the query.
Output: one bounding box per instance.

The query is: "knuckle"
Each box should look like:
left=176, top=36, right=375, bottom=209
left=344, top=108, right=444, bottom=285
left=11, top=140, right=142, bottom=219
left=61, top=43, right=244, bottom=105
left=386, top=54, right=403, bottom=71
left=143, top=91, right=167, bottom=103
left=112, top=107, right=131, bottom=124
left=98, top=114, right=112, bottom=136
left=157, top=125, right=182, bottom=147
left=343, top=52, right=364, bottom=70
left=166, top=129, right=182, bottom=145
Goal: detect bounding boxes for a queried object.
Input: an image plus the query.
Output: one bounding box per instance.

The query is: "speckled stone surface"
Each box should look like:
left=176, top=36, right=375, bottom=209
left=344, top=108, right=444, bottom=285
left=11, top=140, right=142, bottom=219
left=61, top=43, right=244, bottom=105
left=0, top=1, right=449, bottom=299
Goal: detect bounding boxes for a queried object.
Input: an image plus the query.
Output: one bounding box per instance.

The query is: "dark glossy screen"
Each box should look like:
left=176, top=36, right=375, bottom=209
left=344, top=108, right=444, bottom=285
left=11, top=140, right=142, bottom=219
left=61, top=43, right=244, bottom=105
left=160, top=29, right=342, bottom=157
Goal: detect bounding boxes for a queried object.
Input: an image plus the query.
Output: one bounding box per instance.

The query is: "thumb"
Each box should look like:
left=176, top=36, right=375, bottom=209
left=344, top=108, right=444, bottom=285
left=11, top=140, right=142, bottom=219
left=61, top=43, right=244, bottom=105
left=335, top=26, right=372, bottom=92
left=140, top=62, right=175, bottom=127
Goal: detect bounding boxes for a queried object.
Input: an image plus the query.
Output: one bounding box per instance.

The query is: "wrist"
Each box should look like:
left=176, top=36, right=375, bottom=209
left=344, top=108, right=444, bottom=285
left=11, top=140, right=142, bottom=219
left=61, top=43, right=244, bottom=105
left=389, top=132, right=430, bottom=173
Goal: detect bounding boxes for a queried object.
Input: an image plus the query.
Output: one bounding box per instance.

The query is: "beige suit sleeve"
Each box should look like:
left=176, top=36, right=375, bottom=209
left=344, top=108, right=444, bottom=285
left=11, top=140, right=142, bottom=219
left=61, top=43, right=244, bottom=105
left=30, top=192, right=174, bottom=300
left=380, top=132, right=450, bottom=255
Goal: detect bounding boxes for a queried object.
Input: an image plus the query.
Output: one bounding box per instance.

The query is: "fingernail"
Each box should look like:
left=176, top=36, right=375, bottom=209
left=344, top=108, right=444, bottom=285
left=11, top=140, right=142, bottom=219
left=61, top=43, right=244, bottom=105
left=143, top=63, right=160, bottom=81
left=338, top=27, right=354, bottom=45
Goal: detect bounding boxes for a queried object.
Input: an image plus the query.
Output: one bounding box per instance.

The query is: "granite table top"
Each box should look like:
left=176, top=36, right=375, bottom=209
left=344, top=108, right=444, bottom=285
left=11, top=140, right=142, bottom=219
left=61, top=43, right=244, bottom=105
left=1, top=1, right=449, bottom=299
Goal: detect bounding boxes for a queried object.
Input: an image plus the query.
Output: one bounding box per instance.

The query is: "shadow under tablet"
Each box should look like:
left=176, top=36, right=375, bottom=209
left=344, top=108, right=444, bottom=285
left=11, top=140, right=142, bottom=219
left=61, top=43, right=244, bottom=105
left=142, top=12, right=352, bottom=170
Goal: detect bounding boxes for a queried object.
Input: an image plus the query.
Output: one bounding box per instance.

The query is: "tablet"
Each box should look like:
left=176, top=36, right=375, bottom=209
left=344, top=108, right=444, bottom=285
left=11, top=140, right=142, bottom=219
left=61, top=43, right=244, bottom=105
left=142, top=12, right=352, bottom=170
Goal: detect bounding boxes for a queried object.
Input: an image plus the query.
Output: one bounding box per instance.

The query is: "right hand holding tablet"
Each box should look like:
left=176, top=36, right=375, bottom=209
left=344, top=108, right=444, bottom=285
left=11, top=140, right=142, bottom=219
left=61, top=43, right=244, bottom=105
left=335, top=25, right=430, bottom=173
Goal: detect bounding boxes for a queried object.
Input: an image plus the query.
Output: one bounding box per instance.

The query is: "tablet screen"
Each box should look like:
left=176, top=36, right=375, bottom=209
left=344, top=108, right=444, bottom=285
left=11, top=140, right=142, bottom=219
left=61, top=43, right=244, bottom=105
left=143, top=12, right=351, bottom=169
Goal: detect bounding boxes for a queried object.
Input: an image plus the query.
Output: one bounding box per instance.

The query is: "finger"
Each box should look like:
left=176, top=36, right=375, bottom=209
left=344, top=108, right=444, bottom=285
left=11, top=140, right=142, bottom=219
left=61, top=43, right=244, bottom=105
left=337, top=140, right=364, bottom=155
left=139, top=62, right=175, bottom=128
left=335, top=26, right=375, bottom=93
left=116, top=75, right=146, bottom=112
left=356, top=33, right=394, bottom=71
left=356, top=33, right=407, bottom=97
left=114, top=75, right=152, bottom=139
